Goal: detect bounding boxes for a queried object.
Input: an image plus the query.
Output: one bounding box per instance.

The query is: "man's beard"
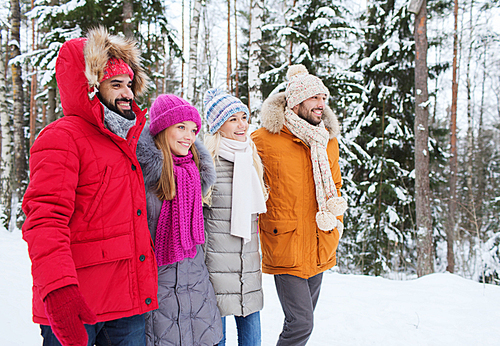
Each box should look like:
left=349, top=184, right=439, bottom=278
left=297, top=105, right=322, bottom=126
left=98, top=94, right=136, bottom=120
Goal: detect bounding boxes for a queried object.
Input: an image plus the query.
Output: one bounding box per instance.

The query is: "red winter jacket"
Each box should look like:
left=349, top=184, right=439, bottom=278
left=22, top=35, right=158, bottom=325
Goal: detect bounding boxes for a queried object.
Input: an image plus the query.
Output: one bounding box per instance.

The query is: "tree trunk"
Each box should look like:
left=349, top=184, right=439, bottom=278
left=476, top=40, right=487, bottom=234
left=181, top=0, right=185, bottom=98
left=288, top=0, right=298, bottom=65
left=465, top=0, right=475, bottom=232
left=248, top=0, right=263, bottom=119
left=123, top=0, right=134, bottom=38
left=448, top=0, right=459, bottom=273
left=203, top=4, right=212, bottom=89
left=10, top=0, right=27, bottom=230
left=187, top=0, right=202, bottom=104
left=46, top=87, right=57, bottom=124
left=227, top=0, right=232, bottom=92
left=234, top=0, right=239, bottom=98
left=30, top=0, right=37, bottom=148
left=414, top=0, right=433, bottom=277
left=0, top=28, right=13, bottom=229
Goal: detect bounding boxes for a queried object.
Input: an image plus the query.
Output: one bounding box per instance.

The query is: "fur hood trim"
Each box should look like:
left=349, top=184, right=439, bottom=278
left=84, top=26, right=148, bottom=97
left=260, top=92, right=340, bottom=139
left=137, top=124, right=216, bottom=196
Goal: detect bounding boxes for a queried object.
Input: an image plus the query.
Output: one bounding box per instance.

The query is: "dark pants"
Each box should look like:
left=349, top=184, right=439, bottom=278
left=40, top=314, right=146, bottom=346
left=274, top=273, right=323, bottom=346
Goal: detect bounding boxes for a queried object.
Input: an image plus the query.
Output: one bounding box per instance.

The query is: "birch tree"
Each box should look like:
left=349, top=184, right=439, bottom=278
left=226, top=0, right=232, bottom=92
left=187, top=0, right=202, bottom=104
left=0, top=28, right=13, bottom=229
left=10, top=0, right=27, bottom=229
left=248, top=0, right=263, bottom=118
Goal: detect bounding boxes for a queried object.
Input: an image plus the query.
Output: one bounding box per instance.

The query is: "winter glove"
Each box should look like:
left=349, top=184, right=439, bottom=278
left=44, top=285, right=97, bottom=346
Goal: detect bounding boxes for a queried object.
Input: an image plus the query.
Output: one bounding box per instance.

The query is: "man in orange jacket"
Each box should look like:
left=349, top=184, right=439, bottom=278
left=252, top=64, right=347, bottom=346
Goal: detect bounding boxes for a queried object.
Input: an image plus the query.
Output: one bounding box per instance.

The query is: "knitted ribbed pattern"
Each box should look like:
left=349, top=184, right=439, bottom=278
left=150, top=94, right=201, bottom=137
left=284, top=107, right=347, bottom=231
left=155, top=152, right=205, bottom=266
left=284, top=64, right=330, bottom=109
left=103, top=105, right=136, bottom=139
left=101, top=56, right=134, bottom=82
left=204, top=88, right=250, bottom=134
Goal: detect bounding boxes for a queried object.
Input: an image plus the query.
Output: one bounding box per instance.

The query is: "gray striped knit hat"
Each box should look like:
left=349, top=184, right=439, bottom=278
left=204, top=88, right=250, bottom=134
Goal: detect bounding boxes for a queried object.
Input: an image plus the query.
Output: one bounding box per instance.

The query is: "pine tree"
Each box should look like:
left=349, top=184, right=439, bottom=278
left=29, top=0, right=181, bottom=107
left=341, top=0, right=417, bottom=276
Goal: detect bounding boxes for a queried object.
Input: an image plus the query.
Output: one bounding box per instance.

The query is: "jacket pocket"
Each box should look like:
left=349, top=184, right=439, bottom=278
left=317, top=228, right=340, bottom=266
left=72, top=235, right=134, bottom=314
left=260, top=219, right=299, bottom=268
left=83, top=166, right=111, bottom=222
left=71, top=234, right=133, bottom=269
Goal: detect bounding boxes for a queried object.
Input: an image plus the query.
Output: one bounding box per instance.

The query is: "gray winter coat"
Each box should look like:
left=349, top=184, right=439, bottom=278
left=137, top=125, right=223, bottom=346
left=203, top=157, right=264, bottom=318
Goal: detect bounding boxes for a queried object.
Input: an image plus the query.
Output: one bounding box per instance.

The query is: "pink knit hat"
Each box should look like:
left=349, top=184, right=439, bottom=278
left=100, top=57, right=134, bottom=82
left=149, top=94, right=201, bottom=136
left=285, top=64, right=329, bottom=108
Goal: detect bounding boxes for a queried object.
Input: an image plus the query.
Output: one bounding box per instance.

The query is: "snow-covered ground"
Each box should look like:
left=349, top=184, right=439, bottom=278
left=2, top=229, right=499, bottom=346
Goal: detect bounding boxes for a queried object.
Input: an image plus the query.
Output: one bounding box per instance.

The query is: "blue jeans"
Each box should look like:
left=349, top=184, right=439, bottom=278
left=217, top=311, right=261, bottom=346
left=40, top=314, right=146, bottom=346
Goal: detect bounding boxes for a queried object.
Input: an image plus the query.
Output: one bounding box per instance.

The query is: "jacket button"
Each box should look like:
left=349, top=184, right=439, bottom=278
left=131, top=164, right=136, bottom=171
left=273, top=229, right=277, bottom=234
left=145, top=298, right=152, bottom=305
left=139, top=255, right=146, bottom=262
left=137, top=209, right=142, bottom=216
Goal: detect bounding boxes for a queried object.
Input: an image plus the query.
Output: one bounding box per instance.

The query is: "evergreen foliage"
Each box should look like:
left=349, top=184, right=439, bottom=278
left=339, top=0, right=416, bottom=276
left=3, top=0, right=500, bottom=283
left=28, top=0, right=181, bottom=108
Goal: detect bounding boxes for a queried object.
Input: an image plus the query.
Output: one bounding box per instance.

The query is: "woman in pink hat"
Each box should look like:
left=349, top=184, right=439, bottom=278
left=136, top=94, right=223, bottom=346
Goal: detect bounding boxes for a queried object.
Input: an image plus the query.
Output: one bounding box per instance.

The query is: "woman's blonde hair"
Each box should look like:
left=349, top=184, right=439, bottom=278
left=154, top=129, right=200, bottom=201
left=203, top=131, right=268, bottom=206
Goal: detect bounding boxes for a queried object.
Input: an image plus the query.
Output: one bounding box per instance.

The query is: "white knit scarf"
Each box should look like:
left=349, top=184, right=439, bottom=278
left=218, top=136, right=267, bottom=243
left=284, top=107, right=347, bottom=233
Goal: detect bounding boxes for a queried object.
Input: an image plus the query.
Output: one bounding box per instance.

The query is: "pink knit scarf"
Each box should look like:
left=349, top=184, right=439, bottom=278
left=154, top=152, right=205, bottom=266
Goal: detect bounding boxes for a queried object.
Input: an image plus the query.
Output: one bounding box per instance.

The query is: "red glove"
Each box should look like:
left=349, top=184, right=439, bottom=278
left=44, top=285, right=98, bottom=346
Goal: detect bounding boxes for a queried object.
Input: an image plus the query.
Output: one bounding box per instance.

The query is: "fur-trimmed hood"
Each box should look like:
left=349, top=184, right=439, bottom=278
left=55, top=27, right=147, bottom=128
left=136, top=124, right=216, bottom=196
left=84, top=26, right=148, bottom=97
left=260, top=92, right=340, bottom=139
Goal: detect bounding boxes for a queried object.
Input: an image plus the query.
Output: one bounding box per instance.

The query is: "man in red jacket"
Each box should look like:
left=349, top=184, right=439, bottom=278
left=22, top=27, right=158, bottom=346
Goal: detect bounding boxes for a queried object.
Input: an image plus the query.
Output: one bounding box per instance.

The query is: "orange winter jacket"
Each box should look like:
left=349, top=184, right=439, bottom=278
left=251, top=92, right=344, bottom=279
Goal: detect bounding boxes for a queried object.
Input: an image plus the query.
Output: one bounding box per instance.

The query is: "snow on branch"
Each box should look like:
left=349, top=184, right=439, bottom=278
left=27, top=0, right=86, bottom=22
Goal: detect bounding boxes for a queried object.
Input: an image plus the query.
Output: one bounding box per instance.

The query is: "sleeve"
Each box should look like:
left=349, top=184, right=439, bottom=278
left=328, top=137, right=344, bottom=224
left=22, top=126, right=81, bottom=300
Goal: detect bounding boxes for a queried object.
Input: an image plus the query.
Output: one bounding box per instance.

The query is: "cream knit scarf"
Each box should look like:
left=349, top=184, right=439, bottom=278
left=284, top=107, right=347, bottom=233
left=218, top=136, right=267, bottom=243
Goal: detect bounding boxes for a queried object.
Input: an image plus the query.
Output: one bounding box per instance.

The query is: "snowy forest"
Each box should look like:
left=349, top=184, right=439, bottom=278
left=1, top=0, right=499, bottom=284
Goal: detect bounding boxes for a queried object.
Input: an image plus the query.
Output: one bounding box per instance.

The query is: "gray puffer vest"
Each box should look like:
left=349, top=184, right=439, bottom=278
left=137, top=125, right=223, bottom=346
left=203, top=157, right=264, bottom=317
